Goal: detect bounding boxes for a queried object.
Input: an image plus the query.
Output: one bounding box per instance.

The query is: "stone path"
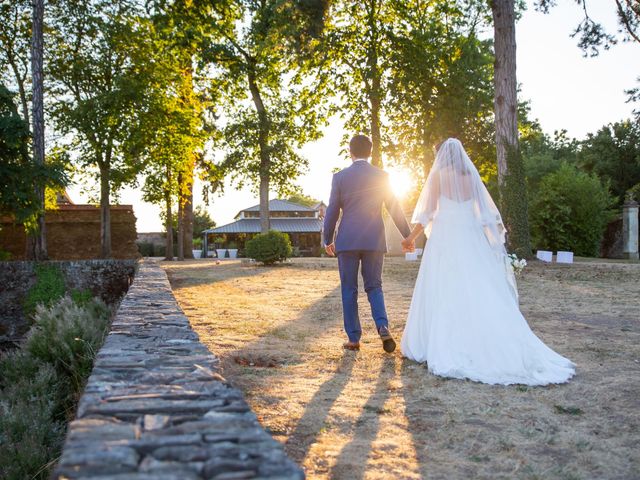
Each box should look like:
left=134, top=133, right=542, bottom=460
left=53, top=260, right=303, bottom=480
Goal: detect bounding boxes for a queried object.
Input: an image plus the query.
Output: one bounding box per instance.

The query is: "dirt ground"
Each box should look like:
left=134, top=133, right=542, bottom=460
left=161, top=257, right=640, bottom=480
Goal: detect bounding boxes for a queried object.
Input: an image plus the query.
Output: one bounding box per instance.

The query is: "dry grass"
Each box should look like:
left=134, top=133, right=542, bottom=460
left=162, top=257, right=640, bottom=480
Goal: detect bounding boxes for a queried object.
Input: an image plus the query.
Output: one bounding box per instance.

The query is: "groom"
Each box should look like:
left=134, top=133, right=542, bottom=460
left=323, top=135, right=414, bottom=353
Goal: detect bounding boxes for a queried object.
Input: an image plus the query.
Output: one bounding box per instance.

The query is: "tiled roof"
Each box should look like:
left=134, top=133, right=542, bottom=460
left=241, top=199, right=316, bottom=213
left=204, top=218, right=322, bottom=234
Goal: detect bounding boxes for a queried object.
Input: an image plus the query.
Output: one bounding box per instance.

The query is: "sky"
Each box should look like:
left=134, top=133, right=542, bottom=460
left=69, top=1, right=640, bottom=233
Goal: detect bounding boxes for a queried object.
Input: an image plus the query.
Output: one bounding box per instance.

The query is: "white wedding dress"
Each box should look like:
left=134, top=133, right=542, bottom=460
left=401, top=139, right=575, bottom=386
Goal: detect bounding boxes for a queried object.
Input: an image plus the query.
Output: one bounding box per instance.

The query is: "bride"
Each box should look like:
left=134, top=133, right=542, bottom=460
left=400, top=138, right=575, bottom=386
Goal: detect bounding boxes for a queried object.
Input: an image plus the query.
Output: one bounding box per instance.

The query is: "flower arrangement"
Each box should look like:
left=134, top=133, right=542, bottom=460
left=508, top=253, right=527, bottom=275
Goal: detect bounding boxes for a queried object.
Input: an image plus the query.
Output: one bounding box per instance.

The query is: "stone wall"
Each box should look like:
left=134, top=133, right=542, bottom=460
left=0, top=259, right=136, bottom=344
left=0, top=205, right=139, bottom=260
left=52, top=260, right=304, bottom=480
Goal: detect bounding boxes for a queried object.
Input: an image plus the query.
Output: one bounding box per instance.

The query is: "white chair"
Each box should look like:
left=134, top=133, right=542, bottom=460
left=405, top=252, right=418, bottom=261
left=556, top=251, right=574, bottom=264
left=536, top=250, right=553, bottom=262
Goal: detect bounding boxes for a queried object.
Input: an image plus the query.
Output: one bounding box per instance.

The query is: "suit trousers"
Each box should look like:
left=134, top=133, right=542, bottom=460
left=337, top=250, right=388, bottom=342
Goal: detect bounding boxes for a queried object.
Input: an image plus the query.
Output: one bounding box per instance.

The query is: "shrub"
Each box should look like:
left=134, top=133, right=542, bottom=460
left=245, top=230, right=293, bottom=265
left=0, top=359, right=65, bottom=480
left=529, top=163, right=616, bottom=257
left=136, top=241, right=155, bottom=256
left=23, top=264, right=66, bottom=317
left=25, top=297, right=110, bottom=394
left=0, top=296, right=112, bottom=479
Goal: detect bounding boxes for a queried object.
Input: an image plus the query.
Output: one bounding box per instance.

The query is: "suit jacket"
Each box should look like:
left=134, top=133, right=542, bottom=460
left=323, top=161, right=411, bottom=253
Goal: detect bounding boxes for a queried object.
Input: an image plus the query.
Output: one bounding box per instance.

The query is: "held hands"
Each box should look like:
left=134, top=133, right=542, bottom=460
left=325, top=243, right=336, bottom=257
left=401, top=237, right=415, bottom=253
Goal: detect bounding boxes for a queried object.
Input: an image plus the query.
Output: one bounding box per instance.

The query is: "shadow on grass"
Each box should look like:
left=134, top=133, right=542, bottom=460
left=284, top=351, right=356, bottom=463
left=330, top=354, right=397, bottom=480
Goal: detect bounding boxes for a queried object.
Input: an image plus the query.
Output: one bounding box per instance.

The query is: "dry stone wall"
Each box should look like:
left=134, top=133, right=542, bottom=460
left=52, top=259, right=303, bottom=480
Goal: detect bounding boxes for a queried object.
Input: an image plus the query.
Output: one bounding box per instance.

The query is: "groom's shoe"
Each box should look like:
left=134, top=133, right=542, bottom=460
left=378, top=326, right=396, bottom=353
left=343, top=341, right=360, bottom=351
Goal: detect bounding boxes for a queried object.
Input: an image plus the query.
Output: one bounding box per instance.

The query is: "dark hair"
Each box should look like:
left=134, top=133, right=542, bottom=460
left=349, top=135, right=373, bottom=158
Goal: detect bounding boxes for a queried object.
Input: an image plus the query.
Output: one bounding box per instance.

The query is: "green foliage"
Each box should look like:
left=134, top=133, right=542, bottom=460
left=24, top=264, right=66, bottom=317
left=0, top=357, right=64, bottom=480
left=500, top=146, right=532, bottom=258
left=287, top=193, right=319, bottom=207
left=193, top=206, right=215, bottom=238
left=245, top=230, right=293, bottom=265
left=25, top=297, right=111, bottom=393
left=579, top=120, right=640, bottom=205
left=529, top=164, right=615, bottom=257
left=203, top=0, right=330, bottom=218
left=0, top=296, right=111, bottom=479
left=0, top=85, right=68, bottom=228
left=385, top=1, right=495, bottom=178
left=0, top=248, right=11, bottom=261
left=627, top=183, right=640, bottom=203
left=70, top=289, right=93, bottom=307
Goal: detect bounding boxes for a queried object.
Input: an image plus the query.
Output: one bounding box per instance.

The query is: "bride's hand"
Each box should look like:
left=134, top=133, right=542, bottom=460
left=401, top=237, right=415, bottom=252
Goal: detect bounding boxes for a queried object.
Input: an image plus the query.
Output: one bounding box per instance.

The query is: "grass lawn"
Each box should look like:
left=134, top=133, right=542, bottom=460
left=162, top=257, right=640, bottom=480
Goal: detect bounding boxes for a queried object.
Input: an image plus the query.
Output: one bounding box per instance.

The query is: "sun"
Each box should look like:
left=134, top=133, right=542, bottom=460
left=387, top=166, right=414, bottom=198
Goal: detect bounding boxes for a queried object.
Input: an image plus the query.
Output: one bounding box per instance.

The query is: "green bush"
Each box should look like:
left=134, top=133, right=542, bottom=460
left=245, top=230, right=293, bottom=265
left=24, top=264, right=66, bottom=317
left=0, top=296, right=111, bottom=479
left=529, top=163, right=615, bottom=257
left=26, top=297, right=110, bottom=394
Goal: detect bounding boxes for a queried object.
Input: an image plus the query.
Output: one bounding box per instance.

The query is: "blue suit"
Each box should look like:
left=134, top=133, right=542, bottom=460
left=323, top=160, right=411, bottom=342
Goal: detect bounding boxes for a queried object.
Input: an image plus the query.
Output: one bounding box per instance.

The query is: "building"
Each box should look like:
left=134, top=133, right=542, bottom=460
left=203, top=199, right=325, bottom=257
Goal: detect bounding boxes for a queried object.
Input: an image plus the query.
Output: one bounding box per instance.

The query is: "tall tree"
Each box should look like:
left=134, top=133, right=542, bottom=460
left=386, top=0, right=495, bottom=179
left=206, top=0, right=329, bottom=232
left=0, top=0, right=31, bottom=125
left=48, top=0, right=147, bottom=258
left=490, top=0, right=531, bottom=257
left=29, top=0, right=47, bottom=260
left=137, top=0, right=223, bottom=260
left=0, top=85, right=67, bottom=227
left=325, top=0, right=392, bottom=167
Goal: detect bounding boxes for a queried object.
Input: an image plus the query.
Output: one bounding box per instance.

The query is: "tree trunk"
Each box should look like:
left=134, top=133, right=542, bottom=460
left=492, top=0, right=517, bottom=184
left=177, top=173, right=185, bottom=261
left=183, top=178, right=194, bottom=258
left=99, top=163, right=112, bottom=258
left=491, top=0, right=532, bottom=258
left=367, top=0, right=383, bottom=168
left=30, top=0, right=46, bottom=260
left=248, top=65, right=270, bottom=233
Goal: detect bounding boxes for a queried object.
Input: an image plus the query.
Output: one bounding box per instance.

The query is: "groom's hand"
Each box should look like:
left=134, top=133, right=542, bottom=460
left=401, top=237, right=415, bottom=253
left=325, top=243, right=336, bottom=257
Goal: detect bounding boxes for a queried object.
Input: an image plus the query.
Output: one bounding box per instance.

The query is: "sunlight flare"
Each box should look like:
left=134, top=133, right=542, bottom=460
left=387, top=167, right=415, bottom=198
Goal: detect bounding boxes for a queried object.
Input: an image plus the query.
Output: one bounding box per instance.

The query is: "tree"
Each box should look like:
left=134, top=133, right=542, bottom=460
left=193, top=205, right=215, bottom=239
left=0, top=85, right=66, bottom=225
left=205, top=0, right=329, bottom=233
left=579, top=120, right=640, bottom=204
left=529, top=163, right=615, bottom=257
left=48, top=0, right=147, bottom=258
left=0, top=0, right=31, bottom=125
left=536, top=0, right=639, bottom=55
left=490, top=0, right=531, bottom=258
left=386, top=0, right=495, bottom=179
left=287, top=192, right=319, bottom=207
left=324, top=0, right=393, bottom=167
left=135, top=0, right=225, bottom=261
left=29, top=0, right=46, bottom=260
